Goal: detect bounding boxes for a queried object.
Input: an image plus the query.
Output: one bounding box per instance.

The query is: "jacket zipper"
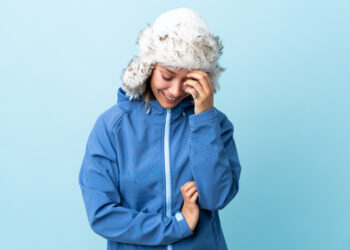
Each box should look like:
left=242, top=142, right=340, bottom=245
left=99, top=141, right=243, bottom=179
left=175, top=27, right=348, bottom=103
left=164, top=108, right=172, bottom=250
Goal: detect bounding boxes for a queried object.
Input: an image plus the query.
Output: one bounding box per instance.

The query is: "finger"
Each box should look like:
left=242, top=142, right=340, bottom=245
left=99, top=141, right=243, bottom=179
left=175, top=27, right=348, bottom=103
left=189, top=70, right=213, bottom=93
left=184, top=80, right=204, bottom=100
left=186, top=71, right=213, bottom=94
left=190, top=192, right=198, bottom=203
left=184, top=79, right=205, bottom=96
left=182, top=181, right=195, bottom=190
left=184, top=85, right=198, bottom=100
left=182, top=181, right=195, bottom=192
left=186, top=186, right=197, bottom=197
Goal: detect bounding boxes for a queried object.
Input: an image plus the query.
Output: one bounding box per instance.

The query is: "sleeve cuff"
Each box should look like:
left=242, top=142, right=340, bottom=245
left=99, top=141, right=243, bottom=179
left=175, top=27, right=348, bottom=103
left=174, top=211, right=193, bottom=238
left=189, top=107, right=217, bottom=128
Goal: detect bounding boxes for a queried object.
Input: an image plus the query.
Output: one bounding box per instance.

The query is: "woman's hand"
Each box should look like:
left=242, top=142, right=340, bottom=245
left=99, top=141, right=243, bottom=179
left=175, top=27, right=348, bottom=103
left=180, top=181, right=199, bottom=232
left=183, top=70, right=214, bottom=115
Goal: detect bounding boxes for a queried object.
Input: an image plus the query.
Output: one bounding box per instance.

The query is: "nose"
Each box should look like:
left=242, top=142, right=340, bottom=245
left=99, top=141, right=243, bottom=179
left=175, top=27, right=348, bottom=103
left=168, top=81, right=184, bottom=97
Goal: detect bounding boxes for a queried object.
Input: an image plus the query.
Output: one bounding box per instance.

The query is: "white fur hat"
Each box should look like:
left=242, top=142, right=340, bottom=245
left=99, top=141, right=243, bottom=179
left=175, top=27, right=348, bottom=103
left=121, top=7, right=225, bottom=99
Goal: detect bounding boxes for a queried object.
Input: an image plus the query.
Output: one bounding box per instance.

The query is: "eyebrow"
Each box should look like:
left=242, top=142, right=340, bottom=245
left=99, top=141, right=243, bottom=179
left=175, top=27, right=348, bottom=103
left=159, top=66, right=177, bottom=75
left=159, top=65, right=194, bottom=81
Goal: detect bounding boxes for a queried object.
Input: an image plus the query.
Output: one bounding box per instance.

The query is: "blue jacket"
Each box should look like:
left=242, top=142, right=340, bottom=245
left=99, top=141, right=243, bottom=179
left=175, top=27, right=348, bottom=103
left=78, top=87, right=241, bottom=250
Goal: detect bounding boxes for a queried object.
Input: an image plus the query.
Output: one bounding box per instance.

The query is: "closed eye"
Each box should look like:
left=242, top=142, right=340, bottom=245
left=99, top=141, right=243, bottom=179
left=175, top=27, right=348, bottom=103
left=162, top=75, right=173, bottom=81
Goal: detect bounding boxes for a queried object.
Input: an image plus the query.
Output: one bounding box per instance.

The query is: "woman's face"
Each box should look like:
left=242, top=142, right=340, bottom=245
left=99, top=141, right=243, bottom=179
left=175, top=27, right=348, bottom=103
left=150, top=63, right=192, bottom=109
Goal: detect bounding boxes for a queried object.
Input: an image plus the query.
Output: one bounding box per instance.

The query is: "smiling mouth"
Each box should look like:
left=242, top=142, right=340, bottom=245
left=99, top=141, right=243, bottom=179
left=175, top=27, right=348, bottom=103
left=162, top=91, right=178, bottom=102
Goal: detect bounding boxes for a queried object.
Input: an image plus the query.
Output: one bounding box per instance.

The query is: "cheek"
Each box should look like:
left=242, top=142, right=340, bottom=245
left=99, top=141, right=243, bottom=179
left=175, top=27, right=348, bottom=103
left=151, top=77, right=171, bottom=90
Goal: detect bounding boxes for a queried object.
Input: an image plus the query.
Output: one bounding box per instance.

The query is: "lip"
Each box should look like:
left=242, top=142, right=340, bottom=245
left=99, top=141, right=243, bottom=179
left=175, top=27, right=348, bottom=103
left=161, top=91, right=178, bottom=103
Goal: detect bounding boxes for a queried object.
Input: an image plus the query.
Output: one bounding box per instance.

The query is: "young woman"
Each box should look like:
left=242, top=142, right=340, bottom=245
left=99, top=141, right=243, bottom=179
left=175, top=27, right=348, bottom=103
left=79, top=7, right=241, bottom=250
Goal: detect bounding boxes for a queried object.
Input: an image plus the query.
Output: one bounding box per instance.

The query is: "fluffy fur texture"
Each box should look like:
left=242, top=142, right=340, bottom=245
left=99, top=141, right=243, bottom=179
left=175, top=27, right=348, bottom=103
left=121, top=8, right=225, bottom=99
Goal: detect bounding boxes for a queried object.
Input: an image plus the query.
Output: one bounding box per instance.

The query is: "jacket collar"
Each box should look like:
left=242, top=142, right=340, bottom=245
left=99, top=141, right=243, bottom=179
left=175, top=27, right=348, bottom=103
left=117, top=87, right=194, bottom=118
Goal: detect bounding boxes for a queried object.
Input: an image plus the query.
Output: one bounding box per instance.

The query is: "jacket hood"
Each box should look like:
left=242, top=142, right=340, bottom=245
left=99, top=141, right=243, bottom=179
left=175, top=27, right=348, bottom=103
left=117, top=86, right=195, bottom=116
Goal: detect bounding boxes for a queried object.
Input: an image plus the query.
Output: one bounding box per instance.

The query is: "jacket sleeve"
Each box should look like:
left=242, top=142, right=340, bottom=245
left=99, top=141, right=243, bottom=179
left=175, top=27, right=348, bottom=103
left=188, top=107, right=241, bottom=211
left=78, top=114, right=193, bottom=246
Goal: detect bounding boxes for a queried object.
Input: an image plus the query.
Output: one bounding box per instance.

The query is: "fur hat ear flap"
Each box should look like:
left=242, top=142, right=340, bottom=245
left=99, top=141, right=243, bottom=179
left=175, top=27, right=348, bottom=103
left=121, top=56, right=155, bottom=99
left=209, top=65, right=226, bottom=94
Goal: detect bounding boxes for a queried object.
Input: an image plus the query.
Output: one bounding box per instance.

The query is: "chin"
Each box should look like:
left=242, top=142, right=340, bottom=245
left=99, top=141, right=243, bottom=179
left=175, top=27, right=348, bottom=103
left=159, top=101, right=177, bottom=109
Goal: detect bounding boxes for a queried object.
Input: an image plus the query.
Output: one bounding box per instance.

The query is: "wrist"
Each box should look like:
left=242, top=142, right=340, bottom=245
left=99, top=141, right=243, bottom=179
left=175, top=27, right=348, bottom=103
left=181, top=208, right=194, bottom=231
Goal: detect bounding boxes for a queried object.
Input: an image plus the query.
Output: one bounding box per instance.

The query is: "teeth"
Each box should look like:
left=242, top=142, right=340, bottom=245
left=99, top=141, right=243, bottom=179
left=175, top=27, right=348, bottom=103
left=164, top=92, right=177, bottom=100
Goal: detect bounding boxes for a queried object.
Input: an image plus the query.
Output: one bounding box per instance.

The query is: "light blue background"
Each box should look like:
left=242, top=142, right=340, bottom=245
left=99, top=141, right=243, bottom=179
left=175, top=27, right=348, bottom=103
left=1, top=1, right=349, bottom=249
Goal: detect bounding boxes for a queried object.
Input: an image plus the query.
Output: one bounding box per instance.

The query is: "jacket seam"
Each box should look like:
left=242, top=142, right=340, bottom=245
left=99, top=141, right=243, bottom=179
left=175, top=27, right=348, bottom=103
left=108, top=102, right=138, bottom=150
